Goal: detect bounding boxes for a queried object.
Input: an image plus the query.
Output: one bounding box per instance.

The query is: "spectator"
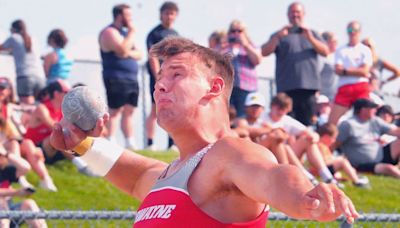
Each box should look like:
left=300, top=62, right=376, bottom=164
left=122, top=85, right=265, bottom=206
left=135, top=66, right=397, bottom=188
left=145, top=1, right=179, bottom=151
left=376, top=105, right=398, bottom=146
left=320, top=31, right=339, bottom=100
left=0, top=149, right=47, bottom=228
left=23, top=80, right=96, bottom=177
left=236, top=92, right=319, bottom=185
left=0, top=19, right=46, bottom=105
left=99, top=4, right=142, bottom=150
left=0, top=77, right=57, bottom=191
left=317, top=123, right=370, bottom=188
left=222, top=20, right=262, bottom=118
left=334, top=99, right=400, bottom=178
left=362, top=37, right=400, bottom=86
left=377, top=105, right=395, bottom=124
left=43, top=29, right=73, bottom=84
left=315, top=94, right=331, bottom=128
left=264, top=93, right=340, bottom=185
left=368, top=76, right=385, bottom=106
left=208, top=30, right=228, bottom=50
left=261, top=2, right=329, bottom=126
left=328, top=21, right=373, bottom=125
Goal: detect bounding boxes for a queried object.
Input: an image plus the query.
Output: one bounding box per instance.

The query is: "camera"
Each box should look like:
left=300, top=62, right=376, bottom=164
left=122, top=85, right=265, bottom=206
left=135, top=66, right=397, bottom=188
left=289, top=26, right=303, bottom=34
left=228, top=36, right=240, bottom=43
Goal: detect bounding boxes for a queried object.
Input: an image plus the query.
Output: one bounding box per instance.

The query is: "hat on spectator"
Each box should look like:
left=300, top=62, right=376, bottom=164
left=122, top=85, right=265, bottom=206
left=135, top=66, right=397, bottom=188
left=245, top=92, right=265, bottom=107
left=353, top=98, right=378, bottom=112
left=0, top=78, right=11, bottom=89
left=316, top=94, right=330, bottom=104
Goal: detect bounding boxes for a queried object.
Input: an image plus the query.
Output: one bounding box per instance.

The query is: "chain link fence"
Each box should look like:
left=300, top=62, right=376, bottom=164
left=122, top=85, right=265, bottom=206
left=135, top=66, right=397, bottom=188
left=0, top=210, right=399, bottom=227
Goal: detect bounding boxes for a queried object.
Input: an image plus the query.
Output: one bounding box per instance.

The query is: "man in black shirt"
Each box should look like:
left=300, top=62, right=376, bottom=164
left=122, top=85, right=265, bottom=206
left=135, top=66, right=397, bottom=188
left=145, top=2, right=179, bottom=151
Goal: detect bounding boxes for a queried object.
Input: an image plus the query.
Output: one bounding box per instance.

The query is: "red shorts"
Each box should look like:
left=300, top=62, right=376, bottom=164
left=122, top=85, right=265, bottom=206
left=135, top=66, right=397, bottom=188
left=334, top=82, right=370, bottom=108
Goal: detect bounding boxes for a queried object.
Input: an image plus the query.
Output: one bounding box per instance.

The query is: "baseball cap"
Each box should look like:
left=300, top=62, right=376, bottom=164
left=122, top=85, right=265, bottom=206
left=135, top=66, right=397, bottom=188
left=0, top=77, right=11, bottom=89
left=245, top=92, right=265, bottom=107
left=353, top=98, right=378, bottom=111
left=316, top=94, right=329, bottom=104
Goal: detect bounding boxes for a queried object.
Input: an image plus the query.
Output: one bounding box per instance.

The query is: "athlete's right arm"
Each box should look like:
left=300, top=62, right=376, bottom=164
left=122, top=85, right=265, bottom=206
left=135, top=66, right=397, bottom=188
left=50, top=119, right=168, bottom=201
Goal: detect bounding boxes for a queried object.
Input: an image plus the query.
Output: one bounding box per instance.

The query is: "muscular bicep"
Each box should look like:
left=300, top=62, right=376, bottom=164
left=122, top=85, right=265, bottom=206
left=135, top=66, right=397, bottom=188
left=100, top=29, right=125, bottom=56
left=224, top=140, right=313, bottom=217
left=224, top=141, right=279, bottom=203
left=105, top=151, right=168, bottom=201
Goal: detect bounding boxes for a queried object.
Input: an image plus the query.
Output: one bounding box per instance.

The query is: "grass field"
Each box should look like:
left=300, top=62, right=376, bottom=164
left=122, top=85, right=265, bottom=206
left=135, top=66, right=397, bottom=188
left=18, top=150, right=399, bottom=227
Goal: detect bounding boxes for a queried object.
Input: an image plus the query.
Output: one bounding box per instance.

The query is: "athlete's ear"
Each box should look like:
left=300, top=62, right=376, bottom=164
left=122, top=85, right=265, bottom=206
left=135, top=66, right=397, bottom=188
left=205, top=76, right=225, bottom=98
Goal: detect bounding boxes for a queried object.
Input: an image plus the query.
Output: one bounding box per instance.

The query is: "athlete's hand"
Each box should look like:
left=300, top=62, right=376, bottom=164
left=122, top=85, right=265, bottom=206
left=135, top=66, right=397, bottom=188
left=50, top=114, right=109, bottom=151
left=301, top=183, right=359, bottom=223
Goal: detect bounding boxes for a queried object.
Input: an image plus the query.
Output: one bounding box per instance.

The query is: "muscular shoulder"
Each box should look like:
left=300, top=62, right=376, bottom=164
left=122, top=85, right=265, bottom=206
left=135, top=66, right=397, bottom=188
left=211, top=137, right=277, bottom=166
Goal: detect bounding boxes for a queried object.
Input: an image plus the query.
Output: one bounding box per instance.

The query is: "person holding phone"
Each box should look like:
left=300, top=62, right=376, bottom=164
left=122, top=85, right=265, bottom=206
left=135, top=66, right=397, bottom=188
left=0, top=148, right=47, bottom=228
left=261, top=2, right=329, bottom=127
left=99, top=4, right=142, bottom=150
left=220, top=20, right=262, bottom=119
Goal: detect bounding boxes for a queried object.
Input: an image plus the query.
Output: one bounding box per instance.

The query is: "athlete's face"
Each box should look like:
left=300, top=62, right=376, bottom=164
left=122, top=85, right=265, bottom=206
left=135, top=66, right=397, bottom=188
left=154, top=53, right=211, bottom=131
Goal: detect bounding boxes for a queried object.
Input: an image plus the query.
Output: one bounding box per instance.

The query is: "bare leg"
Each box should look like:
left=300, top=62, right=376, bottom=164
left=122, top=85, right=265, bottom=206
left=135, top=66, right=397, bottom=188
left=292, top=137, right=328, bottom=172
left=20, top=199, right=48, bottom=228
left=259, top=137, right=289, bottom=164
left=20, top=139, right=50, bottom=180
left=146, top=104, right=157, bottom=144
left=286, top=145, right=306, bottom=168
left=389, top=139, right=400, bottom=162
left=328, top=104, right=349, bottom=125
left=332, top=157, right=359, bottom=182
left=105, top=108, right=121, bottom=139
left=0, top=199, right=10, bottom=227
left=374, top=163, right=400, bottom=178
left=121, top=105, right=135, bottom=138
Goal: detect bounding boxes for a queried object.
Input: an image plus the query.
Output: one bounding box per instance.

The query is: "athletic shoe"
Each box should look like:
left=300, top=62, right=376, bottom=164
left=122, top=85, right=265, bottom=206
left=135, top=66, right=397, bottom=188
left=326, top=179, right=345, bottom=189
left=353, top=176, right=371, bottom=189
left=79, top=167, right=100, bottom=177
left=145, top=144, right=158, bottom=152
left=39, top=178, right=58, bottom=192
left=168, top=145, right=179, bottom=152
left=309, top=178, right=319, bottom=186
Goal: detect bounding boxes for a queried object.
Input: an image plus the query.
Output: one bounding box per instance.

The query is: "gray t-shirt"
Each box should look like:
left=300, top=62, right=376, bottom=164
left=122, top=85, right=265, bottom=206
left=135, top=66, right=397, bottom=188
left=337, top=116, right=393, bottom=166
left=273, top=30, right=324, bottom=92
left=2, top=34, right=44, bottom=78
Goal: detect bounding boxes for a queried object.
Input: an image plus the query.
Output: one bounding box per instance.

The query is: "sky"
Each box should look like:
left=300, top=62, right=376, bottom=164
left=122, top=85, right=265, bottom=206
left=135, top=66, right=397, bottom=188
left=1, top=0, right=400, bottom=70
left=0, top=0, right=399, bottom=148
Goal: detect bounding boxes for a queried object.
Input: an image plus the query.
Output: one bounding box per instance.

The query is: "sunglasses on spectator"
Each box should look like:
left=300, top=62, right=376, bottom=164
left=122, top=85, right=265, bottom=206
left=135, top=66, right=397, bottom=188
left=230, top=29, right=242, bottom=33
left=347, top=27, right=360, bottom=33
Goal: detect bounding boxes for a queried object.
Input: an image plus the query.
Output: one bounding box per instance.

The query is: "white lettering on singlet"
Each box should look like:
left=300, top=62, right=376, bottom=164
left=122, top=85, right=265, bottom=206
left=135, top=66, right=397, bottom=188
left=135, top=204, right=177, bottom=223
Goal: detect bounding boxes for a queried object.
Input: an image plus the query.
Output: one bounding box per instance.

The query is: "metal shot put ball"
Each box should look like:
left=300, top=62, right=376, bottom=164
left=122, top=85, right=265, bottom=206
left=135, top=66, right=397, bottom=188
left=62, top=86, right=107, bottom=131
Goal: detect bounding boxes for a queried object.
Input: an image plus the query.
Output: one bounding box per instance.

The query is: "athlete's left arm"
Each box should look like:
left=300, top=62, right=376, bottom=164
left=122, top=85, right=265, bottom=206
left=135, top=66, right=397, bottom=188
left=222, top=138, right=358, bottom=223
